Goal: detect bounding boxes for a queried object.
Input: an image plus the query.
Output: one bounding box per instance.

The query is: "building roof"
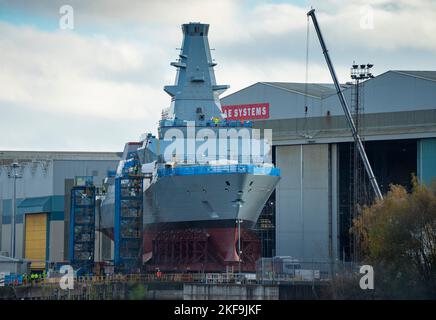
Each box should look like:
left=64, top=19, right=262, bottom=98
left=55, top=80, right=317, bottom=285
left=224, top=70, right=436, bottom=102
left=18, top=196, right=52, bottom=213
left=0, top=151, right=122, bottom=163
left=259, top=82, right=347, bottom=99
left=0, top=255, right=21, bottom=263
left=392, top=70, right=436, bottom=82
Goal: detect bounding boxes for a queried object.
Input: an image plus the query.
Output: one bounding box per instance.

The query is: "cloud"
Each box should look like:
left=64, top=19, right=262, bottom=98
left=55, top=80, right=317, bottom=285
left=0, top=22, right=170, bottom=120
left=0, top=0, right=435, bottom=151
left=312, top=0, right=436, bottom=52
left=0, top=102, right=145, bottom=151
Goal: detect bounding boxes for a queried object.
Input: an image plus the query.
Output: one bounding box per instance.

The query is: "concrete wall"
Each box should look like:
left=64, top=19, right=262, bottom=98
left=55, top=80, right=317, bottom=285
left=275, top=143, right=338, bottom=261
left=183, top=284, right=279, bottom=300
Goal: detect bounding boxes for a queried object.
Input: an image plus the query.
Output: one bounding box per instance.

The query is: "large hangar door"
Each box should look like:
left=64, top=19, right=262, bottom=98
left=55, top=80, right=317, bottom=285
left=25, top=213, right=47, bottom=270
left=338, top=139, right=417, bottom=262
left=275, top=144, right=335, bottom=261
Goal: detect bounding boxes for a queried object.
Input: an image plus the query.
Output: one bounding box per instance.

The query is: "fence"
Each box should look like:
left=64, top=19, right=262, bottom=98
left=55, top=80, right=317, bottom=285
left=1, top=260, right=362, bottom=288
left=256, top=258, right=361, bottom=283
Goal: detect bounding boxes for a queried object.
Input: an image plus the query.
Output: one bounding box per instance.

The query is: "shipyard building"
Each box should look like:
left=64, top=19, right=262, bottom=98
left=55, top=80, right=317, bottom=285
left=0, top=151, right=120, bottom=270
left=222, top=70, right=436, bottom=262
left=0, top=70, right=435, bottom=270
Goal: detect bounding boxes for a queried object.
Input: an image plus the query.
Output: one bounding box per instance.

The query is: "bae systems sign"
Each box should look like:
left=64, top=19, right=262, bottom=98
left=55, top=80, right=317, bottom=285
left=221, top=103, right=270, bottom=120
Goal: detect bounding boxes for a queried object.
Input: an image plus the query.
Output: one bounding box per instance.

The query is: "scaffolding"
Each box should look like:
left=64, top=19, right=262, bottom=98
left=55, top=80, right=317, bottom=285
left=69, top=177, right=96, bottom=274
left=147, top=228, right=260, bottom=272
left=253, top=192, right=276, bottom=257
left=152, top=229, right=210, bottom=268
left=114, top=161, right=144, bottom=274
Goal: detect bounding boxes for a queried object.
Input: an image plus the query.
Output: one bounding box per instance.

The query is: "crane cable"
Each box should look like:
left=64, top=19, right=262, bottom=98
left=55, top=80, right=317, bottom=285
left=303, top=15, right=310, bottom=135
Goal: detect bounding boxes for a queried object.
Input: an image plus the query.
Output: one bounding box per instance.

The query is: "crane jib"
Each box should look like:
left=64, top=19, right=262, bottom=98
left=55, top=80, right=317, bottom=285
left=307, top=8, right=383, bottom=200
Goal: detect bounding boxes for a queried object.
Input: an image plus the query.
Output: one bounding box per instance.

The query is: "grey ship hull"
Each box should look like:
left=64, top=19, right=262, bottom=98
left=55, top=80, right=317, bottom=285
left=143, top=172, right=279, bottom=230
left=99, top=172, right=279, bottom=232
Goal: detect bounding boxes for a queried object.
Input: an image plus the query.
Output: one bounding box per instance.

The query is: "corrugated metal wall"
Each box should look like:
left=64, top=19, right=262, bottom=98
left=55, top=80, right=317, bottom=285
left=418, top=138, right=436, bottom=185
left=0, top=156, right=119, bottom=263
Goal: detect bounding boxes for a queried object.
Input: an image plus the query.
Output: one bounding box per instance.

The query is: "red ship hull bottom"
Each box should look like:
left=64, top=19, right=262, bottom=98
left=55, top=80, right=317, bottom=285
left=99, top=227, right=261, bottom=272
left=143, top=227, right=261, bottom=272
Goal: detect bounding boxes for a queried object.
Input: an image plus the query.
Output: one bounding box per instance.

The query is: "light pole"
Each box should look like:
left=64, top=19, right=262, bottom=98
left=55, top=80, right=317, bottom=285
left=350, top=62, right=374, bottom=262
left=8, top=162, right=22, bottom=259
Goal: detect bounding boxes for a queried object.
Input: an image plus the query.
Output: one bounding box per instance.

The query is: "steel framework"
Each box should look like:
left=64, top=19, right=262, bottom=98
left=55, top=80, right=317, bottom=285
left=69, top=184, right=96, bottom=273
left=114, top=175, right=143, bottom=273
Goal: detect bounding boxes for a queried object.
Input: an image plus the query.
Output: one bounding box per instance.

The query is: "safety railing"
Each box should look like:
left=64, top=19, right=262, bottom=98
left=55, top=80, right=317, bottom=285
left=158, top=164, right=280, bottom=177
left=4, top=260, right=360, bottom=288
left=4, top=266, right=358, bottom=288
left=159, top=119, right=253, bottom=128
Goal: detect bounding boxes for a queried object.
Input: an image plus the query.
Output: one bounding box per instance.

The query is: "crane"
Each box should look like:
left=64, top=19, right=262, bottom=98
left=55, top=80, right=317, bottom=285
left=307, top=8, right=383, bottom=200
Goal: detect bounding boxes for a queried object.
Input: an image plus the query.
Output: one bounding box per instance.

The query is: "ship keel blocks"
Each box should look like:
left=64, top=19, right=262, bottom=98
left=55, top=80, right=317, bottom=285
left=144, top=227, right=261, bottom=272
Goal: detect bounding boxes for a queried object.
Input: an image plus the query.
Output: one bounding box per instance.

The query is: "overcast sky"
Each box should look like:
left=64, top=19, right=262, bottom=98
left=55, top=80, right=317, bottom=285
left=0, top=0, right=435, bottom=151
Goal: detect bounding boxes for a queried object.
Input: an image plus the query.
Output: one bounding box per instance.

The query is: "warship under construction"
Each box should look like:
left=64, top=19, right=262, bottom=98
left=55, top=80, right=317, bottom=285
left=99, top=22, right=280, bottom=272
